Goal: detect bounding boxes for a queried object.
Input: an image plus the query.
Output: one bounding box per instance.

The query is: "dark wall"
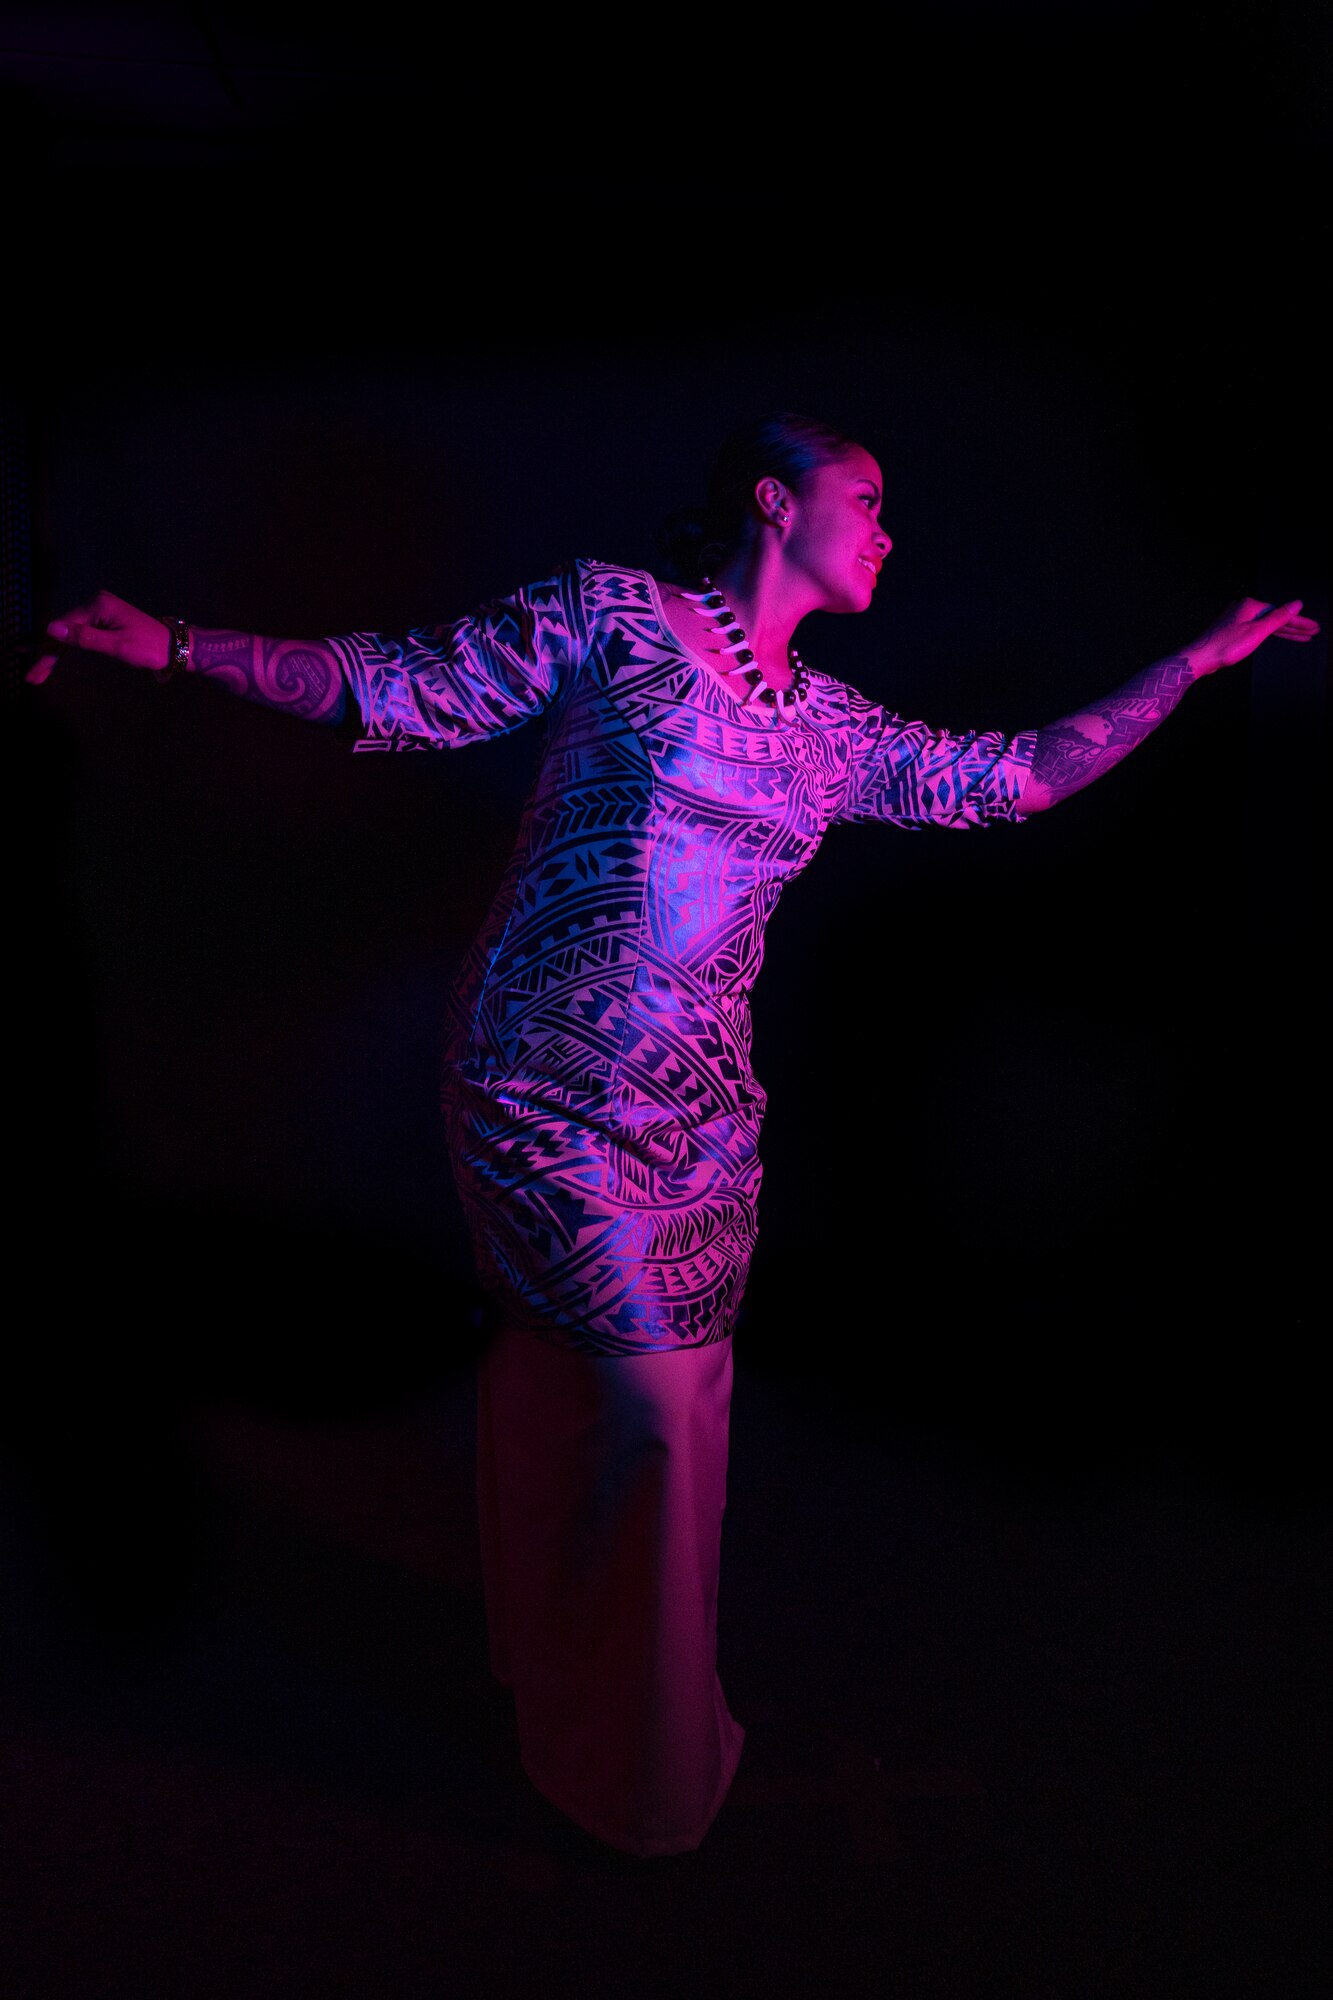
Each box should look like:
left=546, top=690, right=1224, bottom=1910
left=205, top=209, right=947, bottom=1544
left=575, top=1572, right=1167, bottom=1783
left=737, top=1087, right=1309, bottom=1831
left=12, top=18, right=1326, bottom=1479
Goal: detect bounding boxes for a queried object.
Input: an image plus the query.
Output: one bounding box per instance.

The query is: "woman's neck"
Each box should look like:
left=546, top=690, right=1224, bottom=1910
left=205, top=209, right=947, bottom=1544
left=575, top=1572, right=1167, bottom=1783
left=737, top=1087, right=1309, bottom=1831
left=710, top=544, right=817, bottom=681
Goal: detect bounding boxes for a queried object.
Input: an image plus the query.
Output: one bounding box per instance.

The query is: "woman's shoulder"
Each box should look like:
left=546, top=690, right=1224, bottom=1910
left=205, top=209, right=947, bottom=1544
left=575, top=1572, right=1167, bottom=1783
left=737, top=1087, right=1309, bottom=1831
left=572, top=557, right=656, bottom=593
left=567, top=560, right=669, bottom=626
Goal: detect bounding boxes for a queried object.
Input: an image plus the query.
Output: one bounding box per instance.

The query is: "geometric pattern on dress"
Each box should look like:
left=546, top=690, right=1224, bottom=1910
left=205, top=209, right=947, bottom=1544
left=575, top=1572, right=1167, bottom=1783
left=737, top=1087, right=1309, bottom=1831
left=331, top=560, right=1036, bottom=1355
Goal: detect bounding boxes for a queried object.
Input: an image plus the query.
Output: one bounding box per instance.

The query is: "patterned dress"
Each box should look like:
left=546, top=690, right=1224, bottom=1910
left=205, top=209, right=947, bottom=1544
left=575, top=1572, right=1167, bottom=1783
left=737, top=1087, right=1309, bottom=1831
left=331, top=561, right=1036, bottom=1356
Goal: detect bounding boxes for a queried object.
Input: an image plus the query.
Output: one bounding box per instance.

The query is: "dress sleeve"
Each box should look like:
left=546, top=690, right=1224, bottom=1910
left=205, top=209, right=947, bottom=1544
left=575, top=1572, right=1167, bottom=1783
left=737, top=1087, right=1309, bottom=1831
left=327, top=560, right=589, bottom=752
left=832, top=685, right=1038, bottom=829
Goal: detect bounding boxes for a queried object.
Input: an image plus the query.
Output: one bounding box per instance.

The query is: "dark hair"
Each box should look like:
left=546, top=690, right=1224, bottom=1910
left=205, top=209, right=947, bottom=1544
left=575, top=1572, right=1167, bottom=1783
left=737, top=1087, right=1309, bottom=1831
left=658, top=412, right=861, bottom=581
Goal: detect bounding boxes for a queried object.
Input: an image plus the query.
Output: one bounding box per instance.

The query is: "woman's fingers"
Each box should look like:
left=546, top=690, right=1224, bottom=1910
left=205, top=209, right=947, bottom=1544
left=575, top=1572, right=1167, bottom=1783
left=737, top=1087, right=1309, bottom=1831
left=44, top=616, right=123, bottom=656
left=1189, top=598, right=1316, bottom=671
left=25, top=604, right=103, bottom=682
left=1247, top=605, right=1317, bottom=642
left=27, top=592, right=171, bottom=677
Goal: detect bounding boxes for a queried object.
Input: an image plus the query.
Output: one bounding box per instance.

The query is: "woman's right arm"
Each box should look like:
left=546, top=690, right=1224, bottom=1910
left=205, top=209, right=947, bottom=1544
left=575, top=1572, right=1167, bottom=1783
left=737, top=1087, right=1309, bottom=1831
left=29, top=591, right=347, bottom=724
left=33, top=562, right=594, bottom=748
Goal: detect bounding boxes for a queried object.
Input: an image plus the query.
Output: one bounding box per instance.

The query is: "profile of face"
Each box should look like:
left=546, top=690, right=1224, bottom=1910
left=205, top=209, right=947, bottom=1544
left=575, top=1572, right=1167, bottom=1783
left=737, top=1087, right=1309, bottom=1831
left=763, top=445, right=891, bottom=613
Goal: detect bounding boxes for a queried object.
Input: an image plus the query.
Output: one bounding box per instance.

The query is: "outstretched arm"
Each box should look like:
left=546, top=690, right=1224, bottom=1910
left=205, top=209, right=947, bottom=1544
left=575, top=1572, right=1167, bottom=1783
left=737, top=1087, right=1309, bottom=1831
left=29, top=563, right=590, bottom=748
left=1021, top=597, right=1318, bottom=814
left=30, top=593, right=347, bottom=724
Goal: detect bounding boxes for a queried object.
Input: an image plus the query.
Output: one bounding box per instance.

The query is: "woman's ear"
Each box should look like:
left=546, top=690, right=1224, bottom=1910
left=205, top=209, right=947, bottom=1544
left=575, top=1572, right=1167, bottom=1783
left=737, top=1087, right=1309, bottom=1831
left=754, top=476, right=792, bottom=527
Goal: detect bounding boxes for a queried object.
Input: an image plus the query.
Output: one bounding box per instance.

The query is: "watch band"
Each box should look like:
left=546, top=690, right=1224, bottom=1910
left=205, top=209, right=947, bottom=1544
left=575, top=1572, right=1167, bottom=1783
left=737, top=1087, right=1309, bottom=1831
left=155, top=617, right=192, bottom=682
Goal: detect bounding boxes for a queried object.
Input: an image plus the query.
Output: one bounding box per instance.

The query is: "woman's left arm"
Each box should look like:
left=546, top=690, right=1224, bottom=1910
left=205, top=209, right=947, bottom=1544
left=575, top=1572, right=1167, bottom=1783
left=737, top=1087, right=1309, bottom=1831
left=1021, top=597, right=1319, bottom=814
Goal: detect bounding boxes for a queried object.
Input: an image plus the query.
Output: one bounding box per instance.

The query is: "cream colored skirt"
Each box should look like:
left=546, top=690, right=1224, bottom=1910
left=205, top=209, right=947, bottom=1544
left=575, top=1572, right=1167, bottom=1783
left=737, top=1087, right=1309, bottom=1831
left=476, top=1324, right=746, bottom=1856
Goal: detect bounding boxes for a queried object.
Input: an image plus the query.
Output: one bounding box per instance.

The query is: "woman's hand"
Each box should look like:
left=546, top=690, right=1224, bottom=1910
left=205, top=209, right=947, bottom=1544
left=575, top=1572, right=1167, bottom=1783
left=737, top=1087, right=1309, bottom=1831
left=26, top=590, right=172, bottom=684
left=1185, top=597, right=1320, bottom=677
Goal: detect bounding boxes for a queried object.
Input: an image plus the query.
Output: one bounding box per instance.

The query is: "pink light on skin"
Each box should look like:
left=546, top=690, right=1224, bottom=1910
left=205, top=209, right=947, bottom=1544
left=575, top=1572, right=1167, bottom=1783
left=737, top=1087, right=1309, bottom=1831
left=648, top=450, right=888, bottom=700
left=686, top=446, right=892, bottom=690
left=770, top=444, right=893, bottom=615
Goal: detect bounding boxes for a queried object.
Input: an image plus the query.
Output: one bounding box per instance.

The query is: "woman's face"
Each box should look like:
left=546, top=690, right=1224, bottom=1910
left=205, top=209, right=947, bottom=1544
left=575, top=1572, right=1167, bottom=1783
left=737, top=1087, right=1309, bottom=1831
left=782, top=445, right=891, bottom=613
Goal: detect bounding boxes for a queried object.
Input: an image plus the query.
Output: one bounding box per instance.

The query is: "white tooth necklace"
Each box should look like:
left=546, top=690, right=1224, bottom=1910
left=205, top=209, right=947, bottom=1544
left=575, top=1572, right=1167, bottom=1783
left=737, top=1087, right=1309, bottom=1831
left=677, top=576, right=811, bottom=727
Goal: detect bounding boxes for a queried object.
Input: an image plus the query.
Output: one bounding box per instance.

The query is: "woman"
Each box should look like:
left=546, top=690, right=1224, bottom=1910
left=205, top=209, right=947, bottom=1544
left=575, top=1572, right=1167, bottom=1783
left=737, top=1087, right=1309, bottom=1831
left=31, top=412, right=1316, bottom=1857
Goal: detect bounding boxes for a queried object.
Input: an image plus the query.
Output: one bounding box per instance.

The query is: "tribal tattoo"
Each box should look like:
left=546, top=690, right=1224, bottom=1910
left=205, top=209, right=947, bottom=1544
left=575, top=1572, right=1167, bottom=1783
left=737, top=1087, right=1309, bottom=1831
left=1026, top=651, right=1198, bottom=811
left=189, top=629, right=347, bottom=724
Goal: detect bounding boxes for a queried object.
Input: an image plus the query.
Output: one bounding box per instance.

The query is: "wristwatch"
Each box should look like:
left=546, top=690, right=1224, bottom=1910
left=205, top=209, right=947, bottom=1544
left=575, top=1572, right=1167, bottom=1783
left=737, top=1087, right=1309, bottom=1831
left=155, top=617, right=193, bottom=682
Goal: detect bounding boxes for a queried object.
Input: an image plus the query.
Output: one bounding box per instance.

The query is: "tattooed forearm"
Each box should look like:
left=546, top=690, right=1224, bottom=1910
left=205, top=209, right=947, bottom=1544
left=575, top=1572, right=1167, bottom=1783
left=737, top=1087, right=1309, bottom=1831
left=188, top=629, right=347, bottom=724
left=1024, top=652, right=1199, bottom=812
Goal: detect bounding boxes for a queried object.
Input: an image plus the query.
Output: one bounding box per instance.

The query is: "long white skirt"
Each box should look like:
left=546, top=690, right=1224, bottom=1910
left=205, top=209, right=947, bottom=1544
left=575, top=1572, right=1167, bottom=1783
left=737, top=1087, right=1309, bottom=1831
left=476, top=1323, right=746, bottom=1856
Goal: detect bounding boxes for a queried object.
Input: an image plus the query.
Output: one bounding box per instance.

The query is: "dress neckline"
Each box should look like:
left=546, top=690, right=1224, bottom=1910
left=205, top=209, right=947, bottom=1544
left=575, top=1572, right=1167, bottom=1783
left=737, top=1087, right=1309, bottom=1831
left=643, top=572, right=797, bottom=711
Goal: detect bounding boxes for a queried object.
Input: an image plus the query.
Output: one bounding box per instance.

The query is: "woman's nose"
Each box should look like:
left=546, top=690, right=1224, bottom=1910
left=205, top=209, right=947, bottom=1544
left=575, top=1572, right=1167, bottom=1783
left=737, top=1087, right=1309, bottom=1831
left=875, top=527, right=892, bottom=554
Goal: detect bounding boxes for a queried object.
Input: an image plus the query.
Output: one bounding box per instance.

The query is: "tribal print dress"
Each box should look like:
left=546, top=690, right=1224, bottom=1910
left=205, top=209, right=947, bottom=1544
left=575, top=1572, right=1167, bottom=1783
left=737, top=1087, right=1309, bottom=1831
left=331, top=560, right=1035, bottom=1357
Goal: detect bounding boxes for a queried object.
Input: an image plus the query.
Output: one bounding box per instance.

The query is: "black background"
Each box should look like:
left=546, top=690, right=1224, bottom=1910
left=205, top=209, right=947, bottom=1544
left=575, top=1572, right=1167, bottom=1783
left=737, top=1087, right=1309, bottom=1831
left=8, top=3, right=1328, bottom=1483
left=3, top=12, right=1331, bottom=1995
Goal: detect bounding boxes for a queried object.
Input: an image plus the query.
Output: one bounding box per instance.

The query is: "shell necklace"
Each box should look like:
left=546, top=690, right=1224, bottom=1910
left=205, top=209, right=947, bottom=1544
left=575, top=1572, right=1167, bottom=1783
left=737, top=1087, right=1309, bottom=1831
left=677, top=577, right=811, bottom=727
